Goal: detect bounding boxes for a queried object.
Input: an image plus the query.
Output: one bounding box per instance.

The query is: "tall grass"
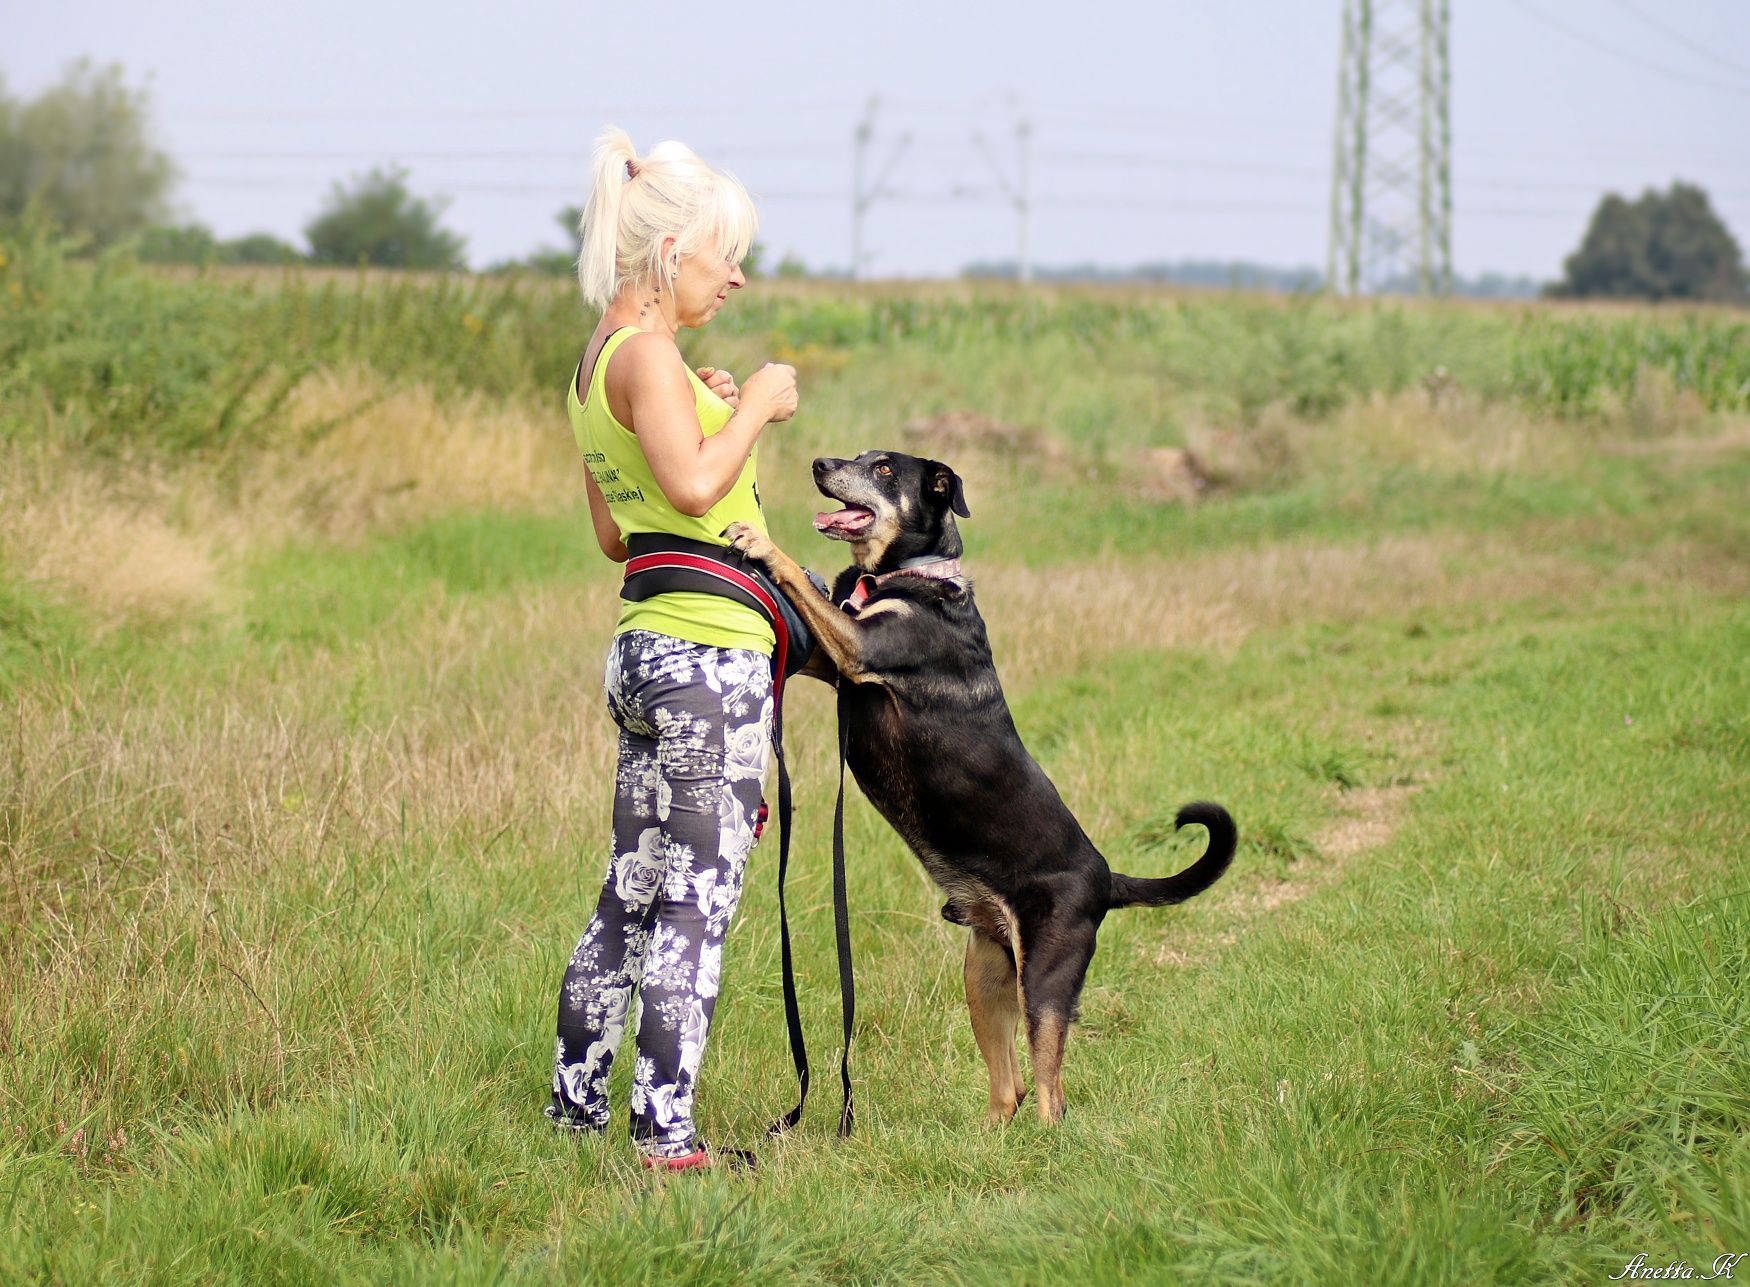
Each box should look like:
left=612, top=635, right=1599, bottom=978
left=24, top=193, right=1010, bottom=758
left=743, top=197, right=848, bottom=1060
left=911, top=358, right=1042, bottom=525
left=5, top=216, right=1747, bottom=462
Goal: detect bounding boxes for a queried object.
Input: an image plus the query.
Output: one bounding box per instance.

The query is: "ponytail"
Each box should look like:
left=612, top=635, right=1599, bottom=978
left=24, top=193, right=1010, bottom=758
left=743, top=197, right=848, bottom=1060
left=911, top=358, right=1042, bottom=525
left=577, top=126, right=637, bottom=309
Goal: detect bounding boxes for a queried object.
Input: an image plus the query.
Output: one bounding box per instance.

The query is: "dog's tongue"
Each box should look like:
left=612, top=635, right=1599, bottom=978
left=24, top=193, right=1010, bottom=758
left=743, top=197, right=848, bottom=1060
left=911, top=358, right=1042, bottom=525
left=813, top=506, right=874, bottom=534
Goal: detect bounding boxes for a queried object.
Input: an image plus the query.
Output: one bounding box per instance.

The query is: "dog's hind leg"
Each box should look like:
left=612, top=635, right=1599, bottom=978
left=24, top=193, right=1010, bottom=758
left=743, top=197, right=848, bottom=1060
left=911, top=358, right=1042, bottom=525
left=964, top=930, right=1025, bottom=1125
left=1020, top=923, right=1097, bottom=1124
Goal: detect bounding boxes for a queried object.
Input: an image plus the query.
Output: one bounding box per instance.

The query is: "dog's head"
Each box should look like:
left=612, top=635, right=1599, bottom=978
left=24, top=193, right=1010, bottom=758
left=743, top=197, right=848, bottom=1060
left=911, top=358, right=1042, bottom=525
left=811, top=450, right=970, bottom=572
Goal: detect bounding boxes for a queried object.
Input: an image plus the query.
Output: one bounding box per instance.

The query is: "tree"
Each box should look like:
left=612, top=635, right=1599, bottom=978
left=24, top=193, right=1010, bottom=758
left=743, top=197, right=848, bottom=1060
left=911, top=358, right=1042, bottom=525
left=134, top=221, right=304, bottom=266
left=303, top=166, right=466, bottom=270
left=220, top=231, right=303, bottom=266
left=135, top=221, right=218, bottom=264
left=0, top=62, right=177, bottom=246
left=1554, top=182, right=1747, bottom=302
left=484, top=207, right=579, bottom=276
left=556, top=204, right=583, bottom=243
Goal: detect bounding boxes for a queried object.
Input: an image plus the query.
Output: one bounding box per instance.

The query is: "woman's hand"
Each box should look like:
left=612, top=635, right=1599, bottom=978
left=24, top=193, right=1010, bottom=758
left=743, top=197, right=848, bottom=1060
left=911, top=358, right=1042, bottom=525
left=741, top=362, right=799, bottom=423
left=696, top=366, right=740, bottom=409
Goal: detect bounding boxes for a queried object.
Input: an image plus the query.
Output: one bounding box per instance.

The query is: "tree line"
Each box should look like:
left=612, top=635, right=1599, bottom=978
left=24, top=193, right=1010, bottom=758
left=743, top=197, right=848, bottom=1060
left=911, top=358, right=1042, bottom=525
left=2, top=61, right=1744, bottom=300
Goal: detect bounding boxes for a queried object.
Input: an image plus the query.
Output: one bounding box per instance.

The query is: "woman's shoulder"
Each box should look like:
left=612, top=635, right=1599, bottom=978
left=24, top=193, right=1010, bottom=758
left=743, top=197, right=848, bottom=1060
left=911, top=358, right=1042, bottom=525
left=606, top=328, right=689, bottom=387
left=612, top=326, right=681, bottom=360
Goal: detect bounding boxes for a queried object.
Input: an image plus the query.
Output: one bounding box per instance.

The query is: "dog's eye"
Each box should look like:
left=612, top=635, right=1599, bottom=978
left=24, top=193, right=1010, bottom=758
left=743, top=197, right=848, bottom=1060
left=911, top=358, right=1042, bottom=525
left=874, top=463, right=892, bottom=477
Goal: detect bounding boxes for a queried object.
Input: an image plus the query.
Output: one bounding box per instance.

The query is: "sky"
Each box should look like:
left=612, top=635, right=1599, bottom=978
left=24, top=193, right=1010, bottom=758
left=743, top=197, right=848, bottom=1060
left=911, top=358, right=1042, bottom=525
left=10, top=0, right=1750, bottom=281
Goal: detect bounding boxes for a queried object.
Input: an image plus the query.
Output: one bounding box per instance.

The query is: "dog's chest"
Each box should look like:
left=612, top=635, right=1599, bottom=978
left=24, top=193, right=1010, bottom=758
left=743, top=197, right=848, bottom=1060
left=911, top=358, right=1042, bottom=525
left=839, top=642, right=1035, bottom=938
left=842, top=697, right=1010, bottom=932
left=842, top=691, right=924, bottom=834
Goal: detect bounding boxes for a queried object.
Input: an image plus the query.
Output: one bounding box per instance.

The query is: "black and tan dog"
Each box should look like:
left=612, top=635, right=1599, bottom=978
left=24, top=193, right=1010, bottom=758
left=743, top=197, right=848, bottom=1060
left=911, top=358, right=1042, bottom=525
left=725, top=450, right=1235, bottom=1124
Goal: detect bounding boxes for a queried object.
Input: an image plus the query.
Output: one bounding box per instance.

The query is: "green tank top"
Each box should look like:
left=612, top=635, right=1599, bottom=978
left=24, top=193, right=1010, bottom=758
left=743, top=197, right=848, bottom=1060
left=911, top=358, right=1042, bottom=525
left=568, top=325, right=775, bottom=655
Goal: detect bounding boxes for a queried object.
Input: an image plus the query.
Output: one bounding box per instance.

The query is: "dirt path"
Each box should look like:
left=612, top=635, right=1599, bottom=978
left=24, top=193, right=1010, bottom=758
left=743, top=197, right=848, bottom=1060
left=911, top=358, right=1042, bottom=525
left=1154, top=782, right=1422, bottom=967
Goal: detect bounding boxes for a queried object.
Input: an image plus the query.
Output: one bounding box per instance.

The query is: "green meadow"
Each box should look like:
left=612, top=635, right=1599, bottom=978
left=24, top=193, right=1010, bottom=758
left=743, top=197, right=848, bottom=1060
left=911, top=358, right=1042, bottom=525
left=2, top=229, right=1747, bottom=1283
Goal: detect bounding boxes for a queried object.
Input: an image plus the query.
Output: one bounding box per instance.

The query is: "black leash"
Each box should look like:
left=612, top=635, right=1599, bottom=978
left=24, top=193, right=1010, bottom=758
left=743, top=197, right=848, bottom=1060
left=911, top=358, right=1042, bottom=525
left=831, top=702, right=855, bottom=1137
left=768, top=689, right=857, bottom=1139
left=767, top=709, right=809, bottom=1135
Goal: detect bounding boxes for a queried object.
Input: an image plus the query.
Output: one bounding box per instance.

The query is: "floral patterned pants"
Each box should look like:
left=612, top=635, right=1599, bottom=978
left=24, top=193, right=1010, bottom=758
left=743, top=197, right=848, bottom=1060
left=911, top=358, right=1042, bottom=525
left=549, top=629, right=774, bottom=1158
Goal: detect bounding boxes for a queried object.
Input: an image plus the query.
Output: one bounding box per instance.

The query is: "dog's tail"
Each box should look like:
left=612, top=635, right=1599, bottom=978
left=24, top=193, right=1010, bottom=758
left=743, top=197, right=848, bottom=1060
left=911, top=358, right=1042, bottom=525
left=1108, top=801, right=1236, bottom=910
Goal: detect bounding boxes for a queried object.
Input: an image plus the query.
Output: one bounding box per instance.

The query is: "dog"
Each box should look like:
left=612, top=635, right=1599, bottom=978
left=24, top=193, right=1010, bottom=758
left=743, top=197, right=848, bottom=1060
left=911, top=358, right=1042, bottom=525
left=725, top=450, right=1235, bottom=1124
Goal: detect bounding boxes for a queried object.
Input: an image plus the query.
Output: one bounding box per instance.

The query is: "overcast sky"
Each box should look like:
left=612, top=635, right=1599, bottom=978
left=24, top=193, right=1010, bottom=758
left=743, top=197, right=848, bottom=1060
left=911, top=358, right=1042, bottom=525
left=11, top=1, right=1750, bottom=280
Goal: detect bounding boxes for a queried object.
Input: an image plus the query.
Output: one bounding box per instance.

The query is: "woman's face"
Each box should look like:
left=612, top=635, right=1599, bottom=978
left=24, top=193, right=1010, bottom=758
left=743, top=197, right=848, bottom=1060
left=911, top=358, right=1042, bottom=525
left=667, top=239, right=746, bottom=328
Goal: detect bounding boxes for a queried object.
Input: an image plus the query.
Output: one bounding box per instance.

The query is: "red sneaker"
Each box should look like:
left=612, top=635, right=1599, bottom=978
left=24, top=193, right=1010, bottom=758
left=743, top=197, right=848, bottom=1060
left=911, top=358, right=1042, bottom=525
left=640, top=1144, right=757, bottom=1173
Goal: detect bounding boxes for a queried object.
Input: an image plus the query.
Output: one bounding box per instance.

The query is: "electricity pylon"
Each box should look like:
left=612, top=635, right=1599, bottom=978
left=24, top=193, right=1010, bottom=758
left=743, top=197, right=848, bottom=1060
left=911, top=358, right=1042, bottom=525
left=1327, top=0, right=1452, bottom=295
left=852, top=98, right=910, bottom=281
left=971, top=100, right=1033, bottom=285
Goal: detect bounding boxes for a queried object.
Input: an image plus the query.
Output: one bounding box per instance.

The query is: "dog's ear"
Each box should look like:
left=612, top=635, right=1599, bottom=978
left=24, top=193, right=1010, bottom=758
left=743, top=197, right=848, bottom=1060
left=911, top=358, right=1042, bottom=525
left=928, top=462, right=970, bottom=518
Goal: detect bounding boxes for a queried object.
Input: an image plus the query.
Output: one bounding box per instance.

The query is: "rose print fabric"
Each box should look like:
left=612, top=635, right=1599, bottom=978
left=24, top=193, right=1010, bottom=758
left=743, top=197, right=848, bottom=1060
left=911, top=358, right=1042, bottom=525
left=549, top=629, right=773, bottom=1158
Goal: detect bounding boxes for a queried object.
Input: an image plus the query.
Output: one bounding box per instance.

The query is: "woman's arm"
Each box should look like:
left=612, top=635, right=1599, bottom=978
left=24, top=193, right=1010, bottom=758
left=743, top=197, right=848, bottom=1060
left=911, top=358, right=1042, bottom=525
left=613, top=333, right=795, bottom=519
left=583, top=466, right=629, bottom=562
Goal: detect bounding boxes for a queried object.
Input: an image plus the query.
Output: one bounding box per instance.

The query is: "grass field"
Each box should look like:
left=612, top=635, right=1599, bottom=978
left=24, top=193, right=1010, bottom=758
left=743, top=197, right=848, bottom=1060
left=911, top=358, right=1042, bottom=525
left=2, top=236, right=1748, bottom=1283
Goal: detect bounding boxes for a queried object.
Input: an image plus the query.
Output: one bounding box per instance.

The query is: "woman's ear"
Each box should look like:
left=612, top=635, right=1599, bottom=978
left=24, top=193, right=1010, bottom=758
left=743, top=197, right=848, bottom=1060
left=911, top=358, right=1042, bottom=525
left=929, top=463, right=970, bottom=518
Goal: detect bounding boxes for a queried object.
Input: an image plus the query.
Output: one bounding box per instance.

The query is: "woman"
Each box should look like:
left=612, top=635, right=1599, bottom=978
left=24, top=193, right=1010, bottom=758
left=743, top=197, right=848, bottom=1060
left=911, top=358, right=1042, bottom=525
left=548, top=127, right=798, bottom=1171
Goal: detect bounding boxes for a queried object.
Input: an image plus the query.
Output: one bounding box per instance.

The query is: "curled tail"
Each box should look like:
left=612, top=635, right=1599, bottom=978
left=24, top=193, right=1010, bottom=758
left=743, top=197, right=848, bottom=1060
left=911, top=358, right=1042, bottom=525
left=1108, top=801, right=1236, bottom=910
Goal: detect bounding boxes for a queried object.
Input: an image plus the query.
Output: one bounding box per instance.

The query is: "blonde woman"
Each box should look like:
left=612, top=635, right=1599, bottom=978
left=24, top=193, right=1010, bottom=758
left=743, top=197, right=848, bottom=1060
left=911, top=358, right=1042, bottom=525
left=549, top=128, right=798, bottom=1171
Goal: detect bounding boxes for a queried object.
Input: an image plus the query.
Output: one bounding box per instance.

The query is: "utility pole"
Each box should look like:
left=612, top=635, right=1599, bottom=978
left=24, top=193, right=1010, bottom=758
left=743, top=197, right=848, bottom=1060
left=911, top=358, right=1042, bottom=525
left=1327, top=0, right=1451, bottom=295
left=972, top=110, right=1032, bottom=284
left=1017, top=118, right=1032, bottom=285
left=851, top=97, right=910, bottom=281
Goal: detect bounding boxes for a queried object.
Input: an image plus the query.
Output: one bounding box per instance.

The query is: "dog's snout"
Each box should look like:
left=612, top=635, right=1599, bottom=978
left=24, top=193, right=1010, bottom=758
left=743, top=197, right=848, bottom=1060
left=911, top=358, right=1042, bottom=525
left=812, top=457, right=845, bottom=478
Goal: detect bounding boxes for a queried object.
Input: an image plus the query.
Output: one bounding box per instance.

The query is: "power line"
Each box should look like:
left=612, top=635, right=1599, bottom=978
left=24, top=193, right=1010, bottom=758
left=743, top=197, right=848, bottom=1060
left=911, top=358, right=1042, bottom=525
left=1042, top=149, right=1750, bottom=199
left=180, top=172, right=1750, bottom=226
left=1041, top=196, right=1750, bottom=225
left=184, top=174, right=845, bottom=200
left=169, top=121, right=1750, bottom=173
left=178, top=141, right=1750, bottom=203
left=1039, top=149, right=1326, bottom=179
left=162, top=94, right=1747, bottom=168
left=178, top=144, right=847, bottom=163
left=1506, top=0, right=1750, bottom=98
left=1606, top=0, right=1750, bottom=81
left=161, top=101, right=857, bottom=122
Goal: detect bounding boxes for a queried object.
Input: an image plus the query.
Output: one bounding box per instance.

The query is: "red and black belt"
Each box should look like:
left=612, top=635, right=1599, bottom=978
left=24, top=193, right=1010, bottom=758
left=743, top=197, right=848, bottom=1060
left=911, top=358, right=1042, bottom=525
left=622, top=532, right=814, bottom=705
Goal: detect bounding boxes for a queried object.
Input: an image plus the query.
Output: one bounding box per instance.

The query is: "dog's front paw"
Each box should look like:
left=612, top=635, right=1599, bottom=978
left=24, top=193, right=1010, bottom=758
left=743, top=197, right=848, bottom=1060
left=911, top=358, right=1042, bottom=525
left=723, top=522, right=777, bottom=566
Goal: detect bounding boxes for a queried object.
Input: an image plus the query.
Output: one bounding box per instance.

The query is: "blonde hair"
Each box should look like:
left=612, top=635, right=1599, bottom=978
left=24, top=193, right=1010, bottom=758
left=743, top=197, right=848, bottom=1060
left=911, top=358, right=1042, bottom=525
left=576, top=127, right=758, bottom=309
